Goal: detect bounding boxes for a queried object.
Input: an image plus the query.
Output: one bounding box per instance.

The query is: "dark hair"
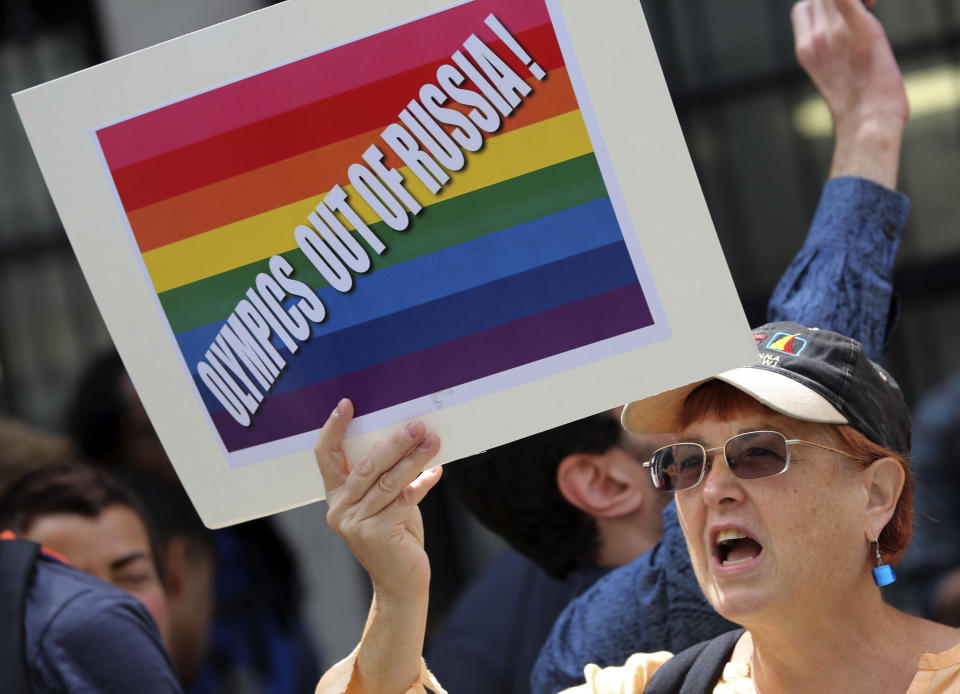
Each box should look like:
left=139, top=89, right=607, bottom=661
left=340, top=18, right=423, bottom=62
left=64, top=350, right=128, bottom=462
left=0, top=459, right=163, bottom=574
left=444, top=412, right=622, bottom=580
left=112, top=469, right=213, bottom=561
left=680, top=380, right=914, bottom=563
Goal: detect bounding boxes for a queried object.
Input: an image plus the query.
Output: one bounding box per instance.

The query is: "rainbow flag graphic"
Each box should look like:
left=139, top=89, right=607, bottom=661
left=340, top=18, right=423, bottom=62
left=94, top=0, right=663, bottom=462
left=768, top=333, right=807, bottom=356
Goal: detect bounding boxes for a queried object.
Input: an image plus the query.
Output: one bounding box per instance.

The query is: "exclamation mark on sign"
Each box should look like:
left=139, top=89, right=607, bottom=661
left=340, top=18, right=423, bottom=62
left=484, top=14, right=547, bottom=81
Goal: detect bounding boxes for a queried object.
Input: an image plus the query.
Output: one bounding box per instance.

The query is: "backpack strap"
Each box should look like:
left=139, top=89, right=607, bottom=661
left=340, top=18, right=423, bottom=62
left=0, top=538, right=40, bottom=694
left=643, top=628, right=745, bottom=694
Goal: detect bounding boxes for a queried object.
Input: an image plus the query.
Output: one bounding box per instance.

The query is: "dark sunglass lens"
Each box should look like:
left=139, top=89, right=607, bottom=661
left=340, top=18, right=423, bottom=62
left=726, top=431, right=788, bottom=479
left=654, top=444, right=704, bottom=491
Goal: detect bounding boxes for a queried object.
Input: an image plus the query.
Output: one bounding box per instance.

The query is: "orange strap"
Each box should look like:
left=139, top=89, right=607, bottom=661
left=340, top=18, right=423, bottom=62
left=1, top=529, right=71, bottom=565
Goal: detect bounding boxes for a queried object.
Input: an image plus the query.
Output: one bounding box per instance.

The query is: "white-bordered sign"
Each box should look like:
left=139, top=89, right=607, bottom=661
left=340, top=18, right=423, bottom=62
left=15, top=0, right=755, bottom=527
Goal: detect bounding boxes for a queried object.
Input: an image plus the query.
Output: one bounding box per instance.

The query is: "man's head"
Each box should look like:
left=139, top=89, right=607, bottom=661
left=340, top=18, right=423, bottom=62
left=445, top=410, right=673, bottom=580
left=0, top=460, right=169, bottom=640
left=117, top=471, right=215, bottom=685
left=0, top=461, right=217, bottom=685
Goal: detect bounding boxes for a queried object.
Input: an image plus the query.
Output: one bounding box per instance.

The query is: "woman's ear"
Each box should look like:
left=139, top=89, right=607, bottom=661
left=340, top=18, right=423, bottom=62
left=556, top=452, right=643, bottom=518
left=863, top=456, right=905, bottom=542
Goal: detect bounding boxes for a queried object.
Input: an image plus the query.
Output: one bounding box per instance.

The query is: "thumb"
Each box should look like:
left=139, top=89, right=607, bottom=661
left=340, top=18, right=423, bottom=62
left=405, top=465, right=443, bottom=508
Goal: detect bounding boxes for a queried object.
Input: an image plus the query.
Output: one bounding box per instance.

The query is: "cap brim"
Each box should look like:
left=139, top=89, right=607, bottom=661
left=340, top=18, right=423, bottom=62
left=621, top=367, right=848, bottom=434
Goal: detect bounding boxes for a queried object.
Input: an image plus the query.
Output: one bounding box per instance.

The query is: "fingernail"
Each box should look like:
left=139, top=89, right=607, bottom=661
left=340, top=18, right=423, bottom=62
left=419, top=433, right=437, bottom=449
left=404, top=421, right=421, bottom=438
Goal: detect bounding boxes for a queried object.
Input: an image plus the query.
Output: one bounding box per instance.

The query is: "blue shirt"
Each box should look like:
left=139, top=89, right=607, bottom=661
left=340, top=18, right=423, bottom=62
left=25, top=553, right=182, bottom=693
left=768, top=176, right=908, bottom=363
left=424, top=548, right=586, bottom=694
left=530, top=176, right=909, bottom=694
left=530, top=504, right=735, bottom=694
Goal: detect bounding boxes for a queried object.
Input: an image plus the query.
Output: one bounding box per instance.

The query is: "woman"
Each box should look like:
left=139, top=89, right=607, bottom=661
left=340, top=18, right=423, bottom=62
left=313, top=322, right=960, bottom=693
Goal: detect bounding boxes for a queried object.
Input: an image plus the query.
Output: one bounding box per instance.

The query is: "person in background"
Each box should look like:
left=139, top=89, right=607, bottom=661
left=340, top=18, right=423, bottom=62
left=0, top=460, right=182, bottom=692
left=430, top=0, right=912, bottom=691
left=0, top=461, right=170, bottom=639
left=66, top=350, right=321, bottom=694
left=0, top=530, right=182, bottom=693
left=432, top=415, right=696, bottom=694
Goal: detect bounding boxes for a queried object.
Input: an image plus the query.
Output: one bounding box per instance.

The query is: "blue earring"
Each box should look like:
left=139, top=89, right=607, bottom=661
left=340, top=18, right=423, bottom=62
left=872, top=540, right=896, bottom=587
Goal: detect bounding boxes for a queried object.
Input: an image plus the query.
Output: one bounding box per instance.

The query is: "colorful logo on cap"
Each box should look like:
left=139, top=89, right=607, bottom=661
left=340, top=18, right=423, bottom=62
left=767, top=332, right=807, bottom=356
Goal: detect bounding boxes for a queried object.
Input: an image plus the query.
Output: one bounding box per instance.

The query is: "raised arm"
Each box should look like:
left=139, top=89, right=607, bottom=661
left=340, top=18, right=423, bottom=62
left=794, top=0, right=908, bottom=186
left=315, top=399, right=443, bottom=694
left=769, top=0, right=909, bottom=361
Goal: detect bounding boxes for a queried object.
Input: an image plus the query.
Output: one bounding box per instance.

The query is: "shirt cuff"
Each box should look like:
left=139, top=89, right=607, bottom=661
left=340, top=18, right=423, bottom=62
left=315, top=646, right=448, bottom=694
left=805, top=177, right=909, bottom=273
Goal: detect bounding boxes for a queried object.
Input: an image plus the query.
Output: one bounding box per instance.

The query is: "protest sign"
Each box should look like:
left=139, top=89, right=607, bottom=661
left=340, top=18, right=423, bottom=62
left=14, top=0, right=755, bottom=527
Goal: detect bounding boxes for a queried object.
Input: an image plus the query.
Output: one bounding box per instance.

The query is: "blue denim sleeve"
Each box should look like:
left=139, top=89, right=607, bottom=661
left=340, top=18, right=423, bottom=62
left=767, top=177, right=908, bottom=363
left=530, top=503, right=734, bottom=694
left=897, top=373, right=960, bottom=614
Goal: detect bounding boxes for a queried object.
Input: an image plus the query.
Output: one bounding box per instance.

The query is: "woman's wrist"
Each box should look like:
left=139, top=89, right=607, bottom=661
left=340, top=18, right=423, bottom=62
left=371, top=569, right=431, bottom=604
left=829, top=115, right=905, bottom=189
left=352, top=589, right=430, bottom=694
left=369, top=585, right=430, bottom=624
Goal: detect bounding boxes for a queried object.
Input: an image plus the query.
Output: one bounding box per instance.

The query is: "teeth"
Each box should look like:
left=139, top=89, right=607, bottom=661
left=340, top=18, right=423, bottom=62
left=722, top=556, right=754, bottom=566
left=716, top=529, right=747, bottom=544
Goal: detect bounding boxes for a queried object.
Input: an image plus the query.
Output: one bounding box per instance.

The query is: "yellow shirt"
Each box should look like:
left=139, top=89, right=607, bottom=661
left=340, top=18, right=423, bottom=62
left=315, top=642, right=960, bottom=694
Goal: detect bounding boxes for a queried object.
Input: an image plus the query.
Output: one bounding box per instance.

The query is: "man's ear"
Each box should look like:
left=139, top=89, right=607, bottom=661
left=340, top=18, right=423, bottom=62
left=162, top=535, right=190, bottom=598
left=556, top=452, right=643, bottom=519
left=863, top=457, right=905, bottom=543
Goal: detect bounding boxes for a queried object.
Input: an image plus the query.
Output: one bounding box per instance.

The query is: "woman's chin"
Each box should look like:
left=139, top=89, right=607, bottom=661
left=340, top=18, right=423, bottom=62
left=708, top=588, right=772, bottom=625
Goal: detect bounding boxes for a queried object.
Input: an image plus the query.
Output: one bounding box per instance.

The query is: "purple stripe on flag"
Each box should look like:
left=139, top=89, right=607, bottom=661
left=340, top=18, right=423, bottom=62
left=210, top=282, right=653, bottom=451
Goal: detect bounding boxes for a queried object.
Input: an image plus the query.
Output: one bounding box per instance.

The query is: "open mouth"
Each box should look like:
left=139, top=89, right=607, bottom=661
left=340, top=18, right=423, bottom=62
left=716, top=529, right=763, bottom=567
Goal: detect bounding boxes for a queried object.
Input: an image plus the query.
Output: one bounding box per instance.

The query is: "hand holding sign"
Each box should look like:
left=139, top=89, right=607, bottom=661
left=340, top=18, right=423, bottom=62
left=317, top=398, right=441, bottom=599
left=315, top=399, right=442, bottom=693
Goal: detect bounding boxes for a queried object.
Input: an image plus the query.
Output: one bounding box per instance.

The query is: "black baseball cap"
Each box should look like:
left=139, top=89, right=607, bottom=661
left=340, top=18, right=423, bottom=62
left=622, top=321, right=911, bottom=455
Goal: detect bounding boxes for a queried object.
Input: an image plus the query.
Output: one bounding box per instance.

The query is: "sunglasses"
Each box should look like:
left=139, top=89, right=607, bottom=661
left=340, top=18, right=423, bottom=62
left=642, top=430, right=854, bottom=492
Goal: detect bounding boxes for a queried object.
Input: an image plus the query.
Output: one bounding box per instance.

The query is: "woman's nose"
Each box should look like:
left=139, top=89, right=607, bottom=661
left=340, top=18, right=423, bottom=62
left=699, top=449, right=744, bottom=505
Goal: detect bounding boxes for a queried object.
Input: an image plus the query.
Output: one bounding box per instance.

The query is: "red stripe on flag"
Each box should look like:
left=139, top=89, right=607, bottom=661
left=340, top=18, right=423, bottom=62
left=107, top=24, right=562, bottom=212
left=96, top=0, right=553, bottom=170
